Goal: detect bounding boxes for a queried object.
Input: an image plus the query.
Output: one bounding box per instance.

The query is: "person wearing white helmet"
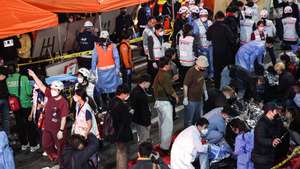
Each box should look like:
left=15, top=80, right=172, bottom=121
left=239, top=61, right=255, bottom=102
left=245, top=0, right=260, bottom=23
left=91, top=30, right=122, bottom=110
left=75, top=68, right=95, bottom=101
left=76, top=20, right=98, bottom=52
left=172, top=6, right=190, bottom=47
left=28, top=69, right=69, bottom=166
left=279, top=5, right=300, bottom=50
left=189, top=5, right=200, bottom=20
left=193, top=8, right=214, bottom=78
left=260, top=9, right=276, bottom=38
left=240, top=7, right=255, bottom=45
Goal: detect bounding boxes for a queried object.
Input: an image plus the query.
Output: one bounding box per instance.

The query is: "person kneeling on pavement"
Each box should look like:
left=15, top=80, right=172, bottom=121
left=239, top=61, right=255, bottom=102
left=171, top=118, right=210, bottom=169
left=131, top=141, right=169, bottom=169
left=63, top=134, right=100, bottom=169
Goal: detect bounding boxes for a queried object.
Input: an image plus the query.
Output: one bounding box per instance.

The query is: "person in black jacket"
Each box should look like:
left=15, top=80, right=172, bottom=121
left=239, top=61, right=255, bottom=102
left=131, top=74, right=152, bottom=143
left=63, top=134, right=100, bottom=169
left=207, top=11, right=235, bottom=89
left=115, top=8, right=134, bottom=42
left=275, top=62, right=296, bottom=100
left=110, top=84, right=133, bottom=169
left=252, top=102, right=282, bottom=169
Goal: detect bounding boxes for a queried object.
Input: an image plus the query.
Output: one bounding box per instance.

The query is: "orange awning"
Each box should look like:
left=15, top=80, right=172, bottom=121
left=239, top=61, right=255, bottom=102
left=24, top=0, right=149, bottom=13
left=0, top=0, right=58, bottom=39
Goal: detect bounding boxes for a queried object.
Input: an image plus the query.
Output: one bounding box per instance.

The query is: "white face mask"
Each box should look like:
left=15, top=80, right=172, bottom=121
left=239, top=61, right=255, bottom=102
left=201, top=128, right=208, bottom=136
left=158, top=31, right=164, bottom=36
left=51, top=89, right=59, bottom=97
left=200, top=17, right=208, bottom=22
left=73, top=96, right=79, bottom=102
left=77, top=77, right=84, bottom=84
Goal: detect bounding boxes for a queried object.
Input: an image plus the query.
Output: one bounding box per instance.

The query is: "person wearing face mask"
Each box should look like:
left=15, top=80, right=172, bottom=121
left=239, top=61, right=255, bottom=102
left=203, top=105, right=235, bottom=144
left=62, top=134, right=100, bottom=169
left=171, top=6, right=190, bottom=48
left=251, top=21, right=267, bottom=42
left=115, top=8, right=134, bottom=42
left=177, top=24, right=198, bottom=85
left=91, top=31, right=122, bottom=110
left=28, top=69, right=69, bottom=167
left=130, top=74, right=152, bottom=143
left=75, top=68, right=94, bottom=101
left=109, top=84, right=133, bottom=169
left=260, top=9, right=276, bottom=38
left=279, top=6, right=300, bottom=52
left=183, top=56, right=209, bottom=128
left=274, top=0, right=299, bottom=19
left=143, top=17, right=157, bottom=57
left=245, top=0, right=260, bottom=23
left=240, top=8, right=256, bottom=45
left=230, top=118, right=254, bottom=169
left=147, top=24, right=165, bottom=80
left=193, top=9, right=214, bottom=78
left=252, top=102, right=283, bottom=169
left=72, top=88, right=99, bottom=139
left=171, top=118, right=210, bottom=169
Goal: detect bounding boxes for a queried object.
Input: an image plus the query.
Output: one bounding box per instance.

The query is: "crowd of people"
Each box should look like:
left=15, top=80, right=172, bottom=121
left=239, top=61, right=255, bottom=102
left=2, top=0, right=300, bottom=169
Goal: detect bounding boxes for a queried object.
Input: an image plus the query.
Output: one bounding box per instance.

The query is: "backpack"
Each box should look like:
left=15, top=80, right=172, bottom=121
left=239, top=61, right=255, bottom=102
left=103, top=110, right=116, bottom=142
left=0, top=131, right=15, bottom=169
left=8, top=75, right=22, bottom=111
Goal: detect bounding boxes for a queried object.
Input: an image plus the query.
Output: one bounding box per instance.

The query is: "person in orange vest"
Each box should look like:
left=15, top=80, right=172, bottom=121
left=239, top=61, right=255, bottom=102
left=119, top=31, right=133, bottom=90
left=91, top=31, right=122, bottom=110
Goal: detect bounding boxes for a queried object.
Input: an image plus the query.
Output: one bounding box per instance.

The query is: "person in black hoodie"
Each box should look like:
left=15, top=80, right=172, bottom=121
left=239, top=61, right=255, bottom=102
left=110, top=84, right=133, bottom=169
left=252, top=102, right=282, bottom=169
left=275, top=62, right=296, bottom=100
left=63, top=134, right=100, bottom=169
left=131, top=74, right=152, bottom=143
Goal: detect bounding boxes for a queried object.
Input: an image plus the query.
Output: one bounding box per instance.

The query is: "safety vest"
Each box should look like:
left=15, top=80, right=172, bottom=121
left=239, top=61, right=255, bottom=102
left=282, top=17, right=299, bottom=42
left=179, top=35, right=195, bottom=67
left=150, top=32, right=164, bottom=61
left=252, top=30, right=266, bottom=42
left=264, top=19, right=276, bottom=38
left=95, top=44, right=115, bottom=70
left=195, top=19, right=212, bottom=48
left=240, top=19, right=255, bottom=45
left=73, top=101, right=99, bottom=139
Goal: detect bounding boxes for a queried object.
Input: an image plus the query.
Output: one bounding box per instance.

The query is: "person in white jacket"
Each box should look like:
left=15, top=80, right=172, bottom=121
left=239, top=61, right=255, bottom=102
left=171, top=118, right=210, bottom=169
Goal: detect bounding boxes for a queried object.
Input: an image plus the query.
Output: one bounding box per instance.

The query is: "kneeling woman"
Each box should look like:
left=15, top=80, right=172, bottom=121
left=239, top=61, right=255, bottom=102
left=72, top=88, right=99, bottom=139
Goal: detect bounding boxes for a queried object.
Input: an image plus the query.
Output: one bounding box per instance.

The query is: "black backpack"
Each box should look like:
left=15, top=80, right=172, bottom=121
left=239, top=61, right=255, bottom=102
left=103, top=101, right=120, bottom=142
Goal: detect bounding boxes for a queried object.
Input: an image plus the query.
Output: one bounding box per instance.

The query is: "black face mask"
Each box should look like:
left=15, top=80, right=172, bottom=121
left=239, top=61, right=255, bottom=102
left=247, top=2, right=254, bottom=7
left=274, top=113, right=280, bottom=120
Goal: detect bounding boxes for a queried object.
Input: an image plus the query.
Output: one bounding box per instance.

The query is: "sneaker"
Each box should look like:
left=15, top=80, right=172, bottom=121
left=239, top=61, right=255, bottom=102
left=42, top=152, right=48, bottom=157
left=21, top=143, right=30, bottom=151
left=30, top=144, right=40, bottom=152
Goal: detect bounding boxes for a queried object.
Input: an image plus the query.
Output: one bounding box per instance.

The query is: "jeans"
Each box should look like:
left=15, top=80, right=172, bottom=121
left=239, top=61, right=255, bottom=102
left=154, top=100, right=173, bottom=150
left=0, top=99, right=9, bottom=135
left=199, top=47, right=214, bottom=78
left=116, top=142, right=128, bottom=169
left=184, top=101, right=203, bottom=128
left=122, top=69, right=132, bottom=90
left=199, top=152, right=209, bottom=169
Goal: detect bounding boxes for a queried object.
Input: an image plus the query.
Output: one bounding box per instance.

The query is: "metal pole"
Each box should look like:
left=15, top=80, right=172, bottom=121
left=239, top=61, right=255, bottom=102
left=98, top=13, right=102, bottom=31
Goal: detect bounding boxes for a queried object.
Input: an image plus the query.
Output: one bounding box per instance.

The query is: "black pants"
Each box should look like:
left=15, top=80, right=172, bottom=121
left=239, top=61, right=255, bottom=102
left=101, top=93, right=115, bottom=110
left=254, top=162, right=273, bottom=169
left=14, top=107, right=38, bottom=146
left=147, top=60, right=158, bottom=83
left=214, top=64, right=226, bottom=89
left=179, top=65, right=191, bottom=86
left=266, top=47, right=276, bottom=66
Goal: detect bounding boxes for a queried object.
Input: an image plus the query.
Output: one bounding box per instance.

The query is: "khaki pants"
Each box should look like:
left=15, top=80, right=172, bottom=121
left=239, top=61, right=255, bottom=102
left=116, top=142, right=128, bottom=169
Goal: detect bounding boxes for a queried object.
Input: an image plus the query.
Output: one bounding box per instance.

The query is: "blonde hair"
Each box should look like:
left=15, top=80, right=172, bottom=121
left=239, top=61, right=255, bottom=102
left=222, top=86, right=235, bottom=93
left=274, top=62, right=286, bottom=71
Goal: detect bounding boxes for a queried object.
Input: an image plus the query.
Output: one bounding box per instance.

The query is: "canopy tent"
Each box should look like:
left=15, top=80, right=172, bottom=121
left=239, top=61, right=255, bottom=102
left=0, top=0, right=58, bottom=39
left=23, top=0, right=149, bottom=13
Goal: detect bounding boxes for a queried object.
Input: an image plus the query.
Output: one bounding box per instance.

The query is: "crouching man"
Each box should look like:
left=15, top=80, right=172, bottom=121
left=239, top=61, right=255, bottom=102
left=171, top=118, right=210, bottom=169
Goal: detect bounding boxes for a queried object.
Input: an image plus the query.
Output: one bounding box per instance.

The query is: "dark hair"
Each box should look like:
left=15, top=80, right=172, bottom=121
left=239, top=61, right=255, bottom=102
left=195, top=118, right=209, bottom=126
left=256, top=20, right=265, bottom=27
left=229, top=118, right=250, bottom=133
left=116, top=84, right=130, bottom=96
left=147, top=16, right=156, bottom=23
left=154, top=23, right=163, bottom=30
left=226, top=6, right=238, bottom=13
left=237, top=1, right=244, bottom=7
left=121, top=31, right=131, bottom=40
left=138, top=142, right=153, bottom=157
left=266, top=37, right=274, bottom=44
left=165, top=48, right=176, bottom=59
left=222, top=105, right=233, bottom=115
left=74, top=88, right=87, bottom=102
left=215, top=11, right=225, bottom=20
left=7, top=64, right=16, bottom=74
left=70, top=134, right=87, bottom=149
left=158, top=57, right=170, bottom=68
left=280, top=53, right=291, bottom=65
left=138, top=74, right=151, bottom=84
left=183, top=24, right=193, bottom=37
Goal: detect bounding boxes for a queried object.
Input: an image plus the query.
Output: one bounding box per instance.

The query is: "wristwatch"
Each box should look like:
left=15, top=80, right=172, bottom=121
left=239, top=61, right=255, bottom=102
left=59, top=129, right=64, bottom=132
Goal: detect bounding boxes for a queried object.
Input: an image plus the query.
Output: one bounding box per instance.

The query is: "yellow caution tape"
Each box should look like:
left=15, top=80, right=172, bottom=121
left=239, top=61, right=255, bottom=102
left=271, top=146, right=300, bottom=169
left=18, top=37, right=144, bottom=67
